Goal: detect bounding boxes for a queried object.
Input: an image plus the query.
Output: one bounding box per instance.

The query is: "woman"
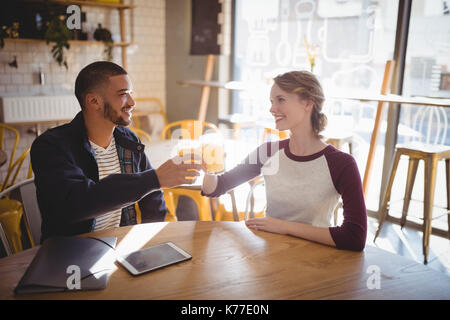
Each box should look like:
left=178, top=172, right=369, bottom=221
left=201, top=71, right=367, bottom=252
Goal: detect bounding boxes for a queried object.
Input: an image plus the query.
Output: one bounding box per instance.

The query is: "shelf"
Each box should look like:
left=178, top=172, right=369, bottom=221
left=23, top=0, right=135, bottom=10
left=56, top=0, right=135, bottom=10
left=4, top=38, right=133, bottom=47
left=70, top=40, right=133, bottom=47
left=8, top=0, right=134, bottom=68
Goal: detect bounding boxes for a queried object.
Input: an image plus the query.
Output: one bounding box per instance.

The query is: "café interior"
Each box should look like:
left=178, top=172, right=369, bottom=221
left=0, top=0, right=449, bottom=300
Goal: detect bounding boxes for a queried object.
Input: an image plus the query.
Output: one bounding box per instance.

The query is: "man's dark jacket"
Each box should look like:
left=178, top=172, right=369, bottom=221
left=31, top=112, right=167, bottom=242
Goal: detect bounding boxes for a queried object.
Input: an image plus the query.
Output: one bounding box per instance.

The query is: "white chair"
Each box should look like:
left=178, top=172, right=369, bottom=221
left=244, top=178, right=266, bottom=221
left=0, top=178, right=42, bottom=249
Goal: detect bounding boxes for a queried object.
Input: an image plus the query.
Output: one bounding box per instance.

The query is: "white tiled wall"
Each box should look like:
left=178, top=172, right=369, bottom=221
left=0, top=0, right=166, bottom=184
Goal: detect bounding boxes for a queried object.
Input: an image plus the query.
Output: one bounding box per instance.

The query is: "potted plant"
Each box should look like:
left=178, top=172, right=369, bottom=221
left=94, top=24, right=114, bottom=61
left=0, top=22, right=20, bottom=49
left=44, top=14, right=71, bottom=69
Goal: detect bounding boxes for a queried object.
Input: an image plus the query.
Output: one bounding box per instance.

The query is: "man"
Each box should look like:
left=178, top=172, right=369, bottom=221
left=31, top=61, right=201, bottom=242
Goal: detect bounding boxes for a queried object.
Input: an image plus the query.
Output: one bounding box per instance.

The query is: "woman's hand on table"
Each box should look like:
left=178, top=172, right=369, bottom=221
left=246, top=216, right=337, bottom=248
left=245, top=216, right=289, bottom=235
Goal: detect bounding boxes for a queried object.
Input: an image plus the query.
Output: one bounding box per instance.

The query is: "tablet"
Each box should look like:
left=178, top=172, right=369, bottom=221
left=117, top=242, right=192, bottom=276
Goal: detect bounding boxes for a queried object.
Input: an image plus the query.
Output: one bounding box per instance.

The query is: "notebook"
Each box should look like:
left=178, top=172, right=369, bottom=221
left=14, top=236, right=117, bottom=295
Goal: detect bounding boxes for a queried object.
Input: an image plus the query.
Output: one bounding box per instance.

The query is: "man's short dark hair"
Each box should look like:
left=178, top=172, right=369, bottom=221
left=75, top=61, right=127, bottom=109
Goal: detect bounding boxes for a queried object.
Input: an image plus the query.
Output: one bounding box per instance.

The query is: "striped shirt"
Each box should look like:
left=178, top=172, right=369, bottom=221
left=90, top=137, right=123, bottom=231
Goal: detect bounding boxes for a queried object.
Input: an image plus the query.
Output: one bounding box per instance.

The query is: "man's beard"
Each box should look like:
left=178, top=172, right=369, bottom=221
left=103, top=100, right=131, bottom=126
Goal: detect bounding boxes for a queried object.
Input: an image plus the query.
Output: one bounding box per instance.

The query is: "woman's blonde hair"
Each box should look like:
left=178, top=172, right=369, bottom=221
left=273, top=71, right=327, bottom=137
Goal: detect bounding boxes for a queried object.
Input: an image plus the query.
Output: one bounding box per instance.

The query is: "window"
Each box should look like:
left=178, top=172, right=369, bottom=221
left=390, top=0, right=450, bottom=231
left=232, top=0, right=398, bottom=210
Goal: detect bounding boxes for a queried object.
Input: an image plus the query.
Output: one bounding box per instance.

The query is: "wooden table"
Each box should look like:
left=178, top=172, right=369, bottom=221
left=327, top=93, right=450, bottom=108
left=178, top=79, right=450, bottom=107
left=0, top=221, right=449, bottom=300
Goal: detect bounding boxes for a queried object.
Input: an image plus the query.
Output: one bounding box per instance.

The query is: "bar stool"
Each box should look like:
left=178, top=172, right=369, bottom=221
left=374, top=107, right=450, bottom=264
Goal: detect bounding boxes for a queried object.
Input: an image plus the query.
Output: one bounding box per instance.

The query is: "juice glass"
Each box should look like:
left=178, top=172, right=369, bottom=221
left=200, top=133, right=225, bottom=174
left=177, top=140, right=202, bottom=181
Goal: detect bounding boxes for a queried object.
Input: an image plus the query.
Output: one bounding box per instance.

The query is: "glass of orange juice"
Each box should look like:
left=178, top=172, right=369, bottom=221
left=200, top=133, right=225, bottom=174
left=177, top=140, right=202, bottom=164
left=176, top=139, right=202, bottom=182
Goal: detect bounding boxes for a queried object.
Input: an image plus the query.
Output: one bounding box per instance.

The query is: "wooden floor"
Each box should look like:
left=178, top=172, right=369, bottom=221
left=367, top=215, right=450, bottom=276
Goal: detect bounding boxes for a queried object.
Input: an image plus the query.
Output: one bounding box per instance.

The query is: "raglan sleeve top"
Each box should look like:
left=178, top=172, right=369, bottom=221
left=202, top=140, right=367, bottom=252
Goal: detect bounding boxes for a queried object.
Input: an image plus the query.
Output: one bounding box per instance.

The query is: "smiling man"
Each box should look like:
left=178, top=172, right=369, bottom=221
left=31, top=61, right=201, bottom=241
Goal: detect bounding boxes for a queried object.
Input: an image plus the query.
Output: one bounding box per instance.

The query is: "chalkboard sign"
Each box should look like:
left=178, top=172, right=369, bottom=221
left=190, top=0, right=222, bottom=55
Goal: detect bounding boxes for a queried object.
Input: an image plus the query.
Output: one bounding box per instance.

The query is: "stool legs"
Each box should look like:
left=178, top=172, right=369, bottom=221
left=172, top=193, right=180, bottom=219
left=374, top=151, right=402, bottom=241
left=162, top=190, right=177, bottom=221
left=228, top=190, right=239, bottom=221
left=423, top=155, right=438, bottom=264
left=400, top=158, right=419, bottom=229
left=446, top=159, right=450, bottom=240
left=193, top=195, right=213, bottom=221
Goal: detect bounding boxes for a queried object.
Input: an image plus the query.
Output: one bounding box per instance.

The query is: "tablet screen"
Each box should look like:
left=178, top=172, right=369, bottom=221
left=121, top=242, right=191, bottom=274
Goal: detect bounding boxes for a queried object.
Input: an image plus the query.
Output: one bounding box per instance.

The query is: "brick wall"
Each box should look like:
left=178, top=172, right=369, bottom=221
left=0, top=0, right=166, bottom=185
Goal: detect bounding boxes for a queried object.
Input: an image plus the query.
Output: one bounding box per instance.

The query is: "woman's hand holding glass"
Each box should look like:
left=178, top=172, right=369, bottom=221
left=200, top=133, right=225, bottom=175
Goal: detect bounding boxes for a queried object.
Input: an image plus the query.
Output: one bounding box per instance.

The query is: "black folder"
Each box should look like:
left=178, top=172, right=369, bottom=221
left=14, top=236, right=117, bottom=295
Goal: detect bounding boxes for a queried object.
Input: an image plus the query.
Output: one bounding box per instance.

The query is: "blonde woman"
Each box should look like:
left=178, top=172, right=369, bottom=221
left=202, top=71, right=367, bottom=251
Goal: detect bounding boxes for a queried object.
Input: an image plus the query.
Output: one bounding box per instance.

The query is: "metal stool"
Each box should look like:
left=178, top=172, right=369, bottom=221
left=374, top=143, right=450, bottom=264
left=374, top=106, right=450, bottom=264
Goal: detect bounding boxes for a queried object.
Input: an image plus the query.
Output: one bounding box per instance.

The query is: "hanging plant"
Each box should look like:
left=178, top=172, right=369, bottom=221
left=1, top=22, right=20, bottom=49
left=94, top=24, right=113, bottom=61
left=0, top=26, right=7, bottom=49
left=45, top=15, right=71, bottom=69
